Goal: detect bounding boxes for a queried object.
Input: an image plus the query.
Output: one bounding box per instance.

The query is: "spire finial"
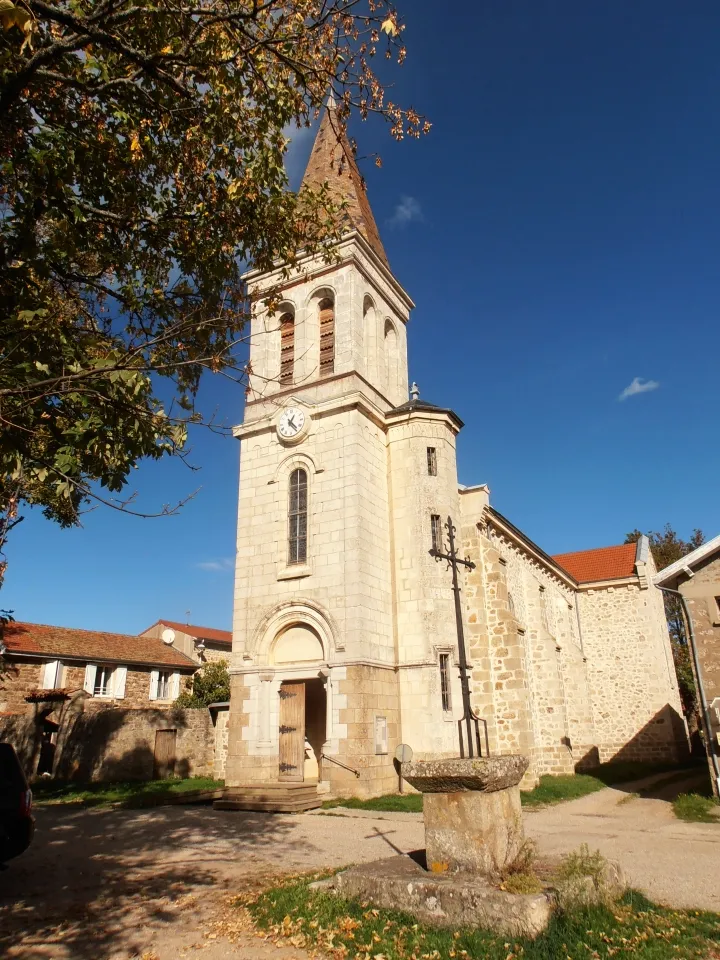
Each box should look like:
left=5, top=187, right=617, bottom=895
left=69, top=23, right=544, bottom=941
left=410, top=382, right=420, bottom=401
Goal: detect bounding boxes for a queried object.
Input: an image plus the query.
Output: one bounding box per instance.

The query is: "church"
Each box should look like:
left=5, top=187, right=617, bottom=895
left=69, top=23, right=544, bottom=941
left=224, top=104, right=687, bottom=802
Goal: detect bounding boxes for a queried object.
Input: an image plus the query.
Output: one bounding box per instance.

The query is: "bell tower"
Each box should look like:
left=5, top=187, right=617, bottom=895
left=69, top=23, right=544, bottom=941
left=225, top=102, right=465, bottom=801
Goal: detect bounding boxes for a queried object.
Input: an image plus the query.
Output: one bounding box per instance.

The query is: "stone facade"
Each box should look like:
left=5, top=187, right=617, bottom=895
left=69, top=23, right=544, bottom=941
left=224, top=105, right=688, bottom=797
left=655, top=540, right=720, bottom=797
left=0, top=623, right=202, bottom=781
left=0, top=657, right=191, bottom=714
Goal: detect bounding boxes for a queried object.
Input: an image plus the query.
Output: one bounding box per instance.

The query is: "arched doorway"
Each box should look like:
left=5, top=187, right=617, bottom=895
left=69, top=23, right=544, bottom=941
left=272, top=624, right=327, bottom=782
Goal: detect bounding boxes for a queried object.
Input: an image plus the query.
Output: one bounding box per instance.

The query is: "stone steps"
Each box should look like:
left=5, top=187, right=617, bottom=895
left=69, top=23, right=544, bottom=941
left=213, top=781, right=321, bottom=813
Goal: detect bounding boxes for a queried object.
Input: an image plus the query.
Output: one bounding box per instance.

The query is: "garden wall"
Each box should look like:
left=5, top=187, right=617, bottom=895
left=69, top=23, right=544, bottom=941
left=0, top=697, right=215, bottom=782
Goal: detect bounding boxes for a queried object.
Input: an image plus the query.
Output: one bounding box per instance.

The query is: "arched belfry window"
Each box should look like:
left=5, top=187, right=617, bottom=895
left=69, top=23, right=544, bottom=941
left=319, top=297, right=335, bottom=376
left=288, top=468, right=308, bottom=564
left=279, top=312, right=294, bottom=384
left=384, top=319, right=398, bottom=390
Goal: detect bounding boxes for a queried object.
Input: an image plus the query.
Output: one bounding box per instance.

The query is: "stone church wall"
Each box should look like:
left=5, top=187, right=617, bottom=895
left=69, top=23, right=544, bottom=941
left=579, top=582, right=688, bottom=765
left=457, top=493, right=683, bottom=783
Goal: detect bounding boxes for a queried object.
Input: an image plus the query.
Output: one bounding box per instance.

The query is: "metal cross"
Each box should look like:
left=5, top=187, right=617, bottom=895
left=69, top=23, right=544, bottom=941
left=430, top=515, right=488, bottom=759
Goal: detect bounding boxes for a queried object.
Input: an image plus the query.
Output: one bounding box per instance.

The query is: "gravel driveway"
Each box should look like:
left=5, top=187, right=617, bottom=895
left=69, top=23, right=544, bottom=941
left=0, top=803, right=424, bottom=960
left=1, top=775, right=717, bottom=959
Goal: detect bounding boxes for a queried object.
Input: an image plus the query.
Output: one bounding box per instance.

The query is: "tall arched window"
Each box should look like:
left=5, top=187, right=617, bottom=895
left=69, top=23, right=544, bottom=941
left=384, top=319, right=398, bottom=391
left=279, top=312, right=294, bottom=384
left=319, top=297, right=335, bottom=376
left=288, top=468, right=308, bottom=564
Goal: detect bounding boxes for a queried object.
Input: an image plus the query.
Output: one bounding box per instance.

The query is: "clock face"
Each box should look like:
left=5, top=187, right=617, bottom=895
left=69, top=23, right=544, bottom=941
left=278, top=407, right=306, bottom=440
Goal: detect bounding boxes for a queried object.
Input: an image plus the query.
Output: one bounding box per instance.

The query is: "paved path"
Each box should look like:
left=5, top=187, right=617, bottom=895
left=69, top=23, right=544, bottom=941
left=1, top=777, right=717, bottom=959
left=525, top=772, right=720, bottom=912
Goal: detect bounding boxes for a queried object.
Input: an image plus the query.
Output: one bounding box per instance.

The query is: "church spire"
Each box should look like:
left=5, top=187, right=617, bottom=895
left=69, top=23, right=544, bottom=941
left=300, top=98, right=389, bottom=267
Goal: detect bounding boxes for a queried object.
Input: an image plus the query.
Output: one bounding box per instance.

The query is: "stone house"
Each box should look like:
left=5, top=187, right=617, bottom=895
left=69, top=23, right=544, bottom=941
left=655, top=534, right=720, bottom=798
left=140, top=619, right=232, bottom=665
left=0, top=621, right=213, bottom=781
left=222, top=99, right=688, bottom=802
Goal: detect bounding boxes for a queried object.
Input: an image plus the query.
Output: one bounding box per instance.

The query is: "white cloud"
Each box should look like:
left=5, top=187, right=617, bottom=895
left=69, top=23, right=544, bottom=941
left=618, top=377, right=660, bottom=401
left=387, top=195, right=424, bottom=228
left=196, top=557, right=234, bottom=573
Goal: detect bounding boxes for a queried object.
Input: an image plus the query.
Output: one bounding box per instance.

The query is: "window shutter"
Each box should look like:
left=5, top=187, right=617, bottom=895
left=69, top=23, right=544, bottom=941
left=170, top=672, right=180, bottom=700
left=279, top=312, right=294, bottom=384
left=84, top=663, right=97, bottom=694
left=114, top=666, right=127, bottom=699
left=319, top=299, right=334, bottom=375
left=42, top=660, right=59, bottom=690
left=149, top=669, right=159, bottom=701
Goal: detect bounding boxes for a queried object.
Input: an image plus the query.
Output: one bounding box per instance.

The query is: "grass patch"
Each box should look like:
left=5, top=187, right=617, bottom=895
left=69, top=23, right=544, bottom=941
left=322, top=763, right=703, bottom=814
left=246, top=875, right=720, bottom=960
left=674, top=792, right=720, bottom=824
left=322, top=793, right=423, bottom=813
left=520, top=773, right=605, bottom=808
left=32, top=776, right=224, bottom=808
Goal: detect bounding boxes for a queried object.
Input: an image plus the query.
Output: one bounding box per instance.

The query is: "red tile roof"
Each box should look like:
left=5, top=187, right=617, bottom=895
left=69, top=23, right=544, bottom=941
left=2, top=622, right=197, bottom=669
left=155, top=620, right=232, bottom=646
left=552, top=543, right=637, bottom=584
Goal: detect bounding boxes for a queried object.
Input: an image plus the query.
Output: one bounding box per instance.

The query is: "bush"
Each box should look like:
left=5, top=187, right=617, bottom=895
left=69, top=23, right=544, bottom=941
left=553, top=844, right=625, bottom=911
left=175, top=660, right=230, bottom=708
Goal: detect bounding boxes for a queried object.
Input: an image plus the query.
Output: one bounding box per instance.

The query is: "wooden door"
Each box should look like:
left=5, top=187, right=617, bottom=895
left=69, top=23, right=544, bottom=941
left=278, top=682, right=305, bottom=781
left=153, top=729, right=177, bottom=779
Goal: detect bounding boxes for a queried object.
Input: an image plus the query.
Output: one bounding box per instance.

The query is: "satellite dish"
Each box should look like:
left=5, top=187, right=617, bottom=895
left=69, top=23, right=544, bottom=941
left=161, top=628, right=176, bottom=645
left=394, top=743, right=414, bottom=764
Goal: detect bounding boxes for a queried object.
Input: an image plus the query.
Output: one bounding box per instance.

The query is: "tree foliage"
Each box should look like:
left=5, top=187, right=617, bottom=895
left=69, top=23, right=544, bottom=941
left=175, top=658, right=230, bottom=708
left=0, top=0, right=427, bottom=579
left=625, top=524, right=705, bottom=718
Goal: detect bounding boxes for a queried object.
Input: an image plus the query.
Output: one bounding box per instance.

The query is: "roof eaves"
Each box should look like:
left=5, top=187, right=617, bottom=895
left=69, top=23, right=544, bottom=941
left=488, top=508, right=579, bottom=588
left=654, top=532, right=720, bottom=587
left=5, top=649, right=198, bottom=670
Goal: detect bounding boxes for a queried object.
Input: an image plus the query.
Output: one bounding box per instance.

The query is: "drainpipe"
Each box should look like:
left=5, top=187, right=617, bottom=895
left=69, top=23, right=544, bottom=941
left=657, top=585, right=720, bottom=796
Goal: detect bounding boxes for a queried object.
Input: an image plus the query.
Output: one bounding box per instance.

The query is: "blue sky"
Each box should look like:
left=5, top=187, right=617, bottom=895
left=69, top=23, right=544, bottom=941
left=4, top=0, right=719, bottom=634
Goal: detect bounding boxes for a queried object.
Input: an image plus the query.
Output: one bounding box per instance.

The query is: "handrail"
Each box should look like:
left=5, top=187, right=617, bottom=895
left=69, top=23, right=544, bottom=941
left=320, top=752, right=361, bottom=778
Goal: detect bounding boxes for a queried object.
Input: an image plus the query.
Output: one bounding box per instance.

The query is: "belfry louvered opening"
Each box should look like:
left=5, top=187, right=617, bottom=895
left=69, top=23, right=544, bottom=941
left=279, top=312, right=295, bottom=384
left=319, top=297, right=335, bottom=375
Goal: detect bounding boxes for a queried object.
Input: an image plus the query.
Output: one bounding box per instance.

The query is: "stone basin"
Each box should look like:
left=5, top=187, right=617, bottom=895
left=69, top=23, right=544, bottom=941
left=400, top=756, right=530, bottom=877
left=401, top=755, right=528, bottom=794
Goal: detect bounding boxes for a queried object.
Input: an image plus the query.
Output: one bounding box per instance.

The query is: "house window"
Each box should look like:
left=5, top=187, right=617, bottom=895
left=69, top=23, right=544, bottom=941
left=427, top=447, right=437, bottom=476
left=42, top=660, right=64, bottom=690
left=439, top=653, right=452, bottom=713
left=288, top=468, right=308, bottom=564
left=430, top=514, right=443, bottom=553
left=319, top=298, right=335, bottom=375
left=279, top=312, right=294, bottom=384
left=94, top=665, right=114, bottom=697
left=157, top=670, right=171, bottom=700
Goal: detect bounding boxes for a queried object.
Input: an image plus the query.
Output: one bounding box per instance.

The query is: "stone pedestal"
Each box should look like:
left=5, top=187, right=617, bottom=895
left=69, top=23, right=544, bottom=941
left=402, top=756, right=529, bottom=877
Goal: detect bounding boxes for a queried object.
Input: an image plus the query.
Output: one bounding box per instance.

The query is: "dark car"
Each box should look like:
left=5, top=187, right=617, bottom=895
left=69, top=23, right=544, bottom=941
left=0, top=743, right=34, bottom=862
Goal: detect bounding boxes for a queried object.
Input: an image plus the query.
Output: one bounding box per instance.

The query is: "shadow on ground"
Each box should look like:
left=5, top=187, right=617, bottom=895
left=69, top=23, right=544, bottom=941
left=0, top=803, right=303, bottom=960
